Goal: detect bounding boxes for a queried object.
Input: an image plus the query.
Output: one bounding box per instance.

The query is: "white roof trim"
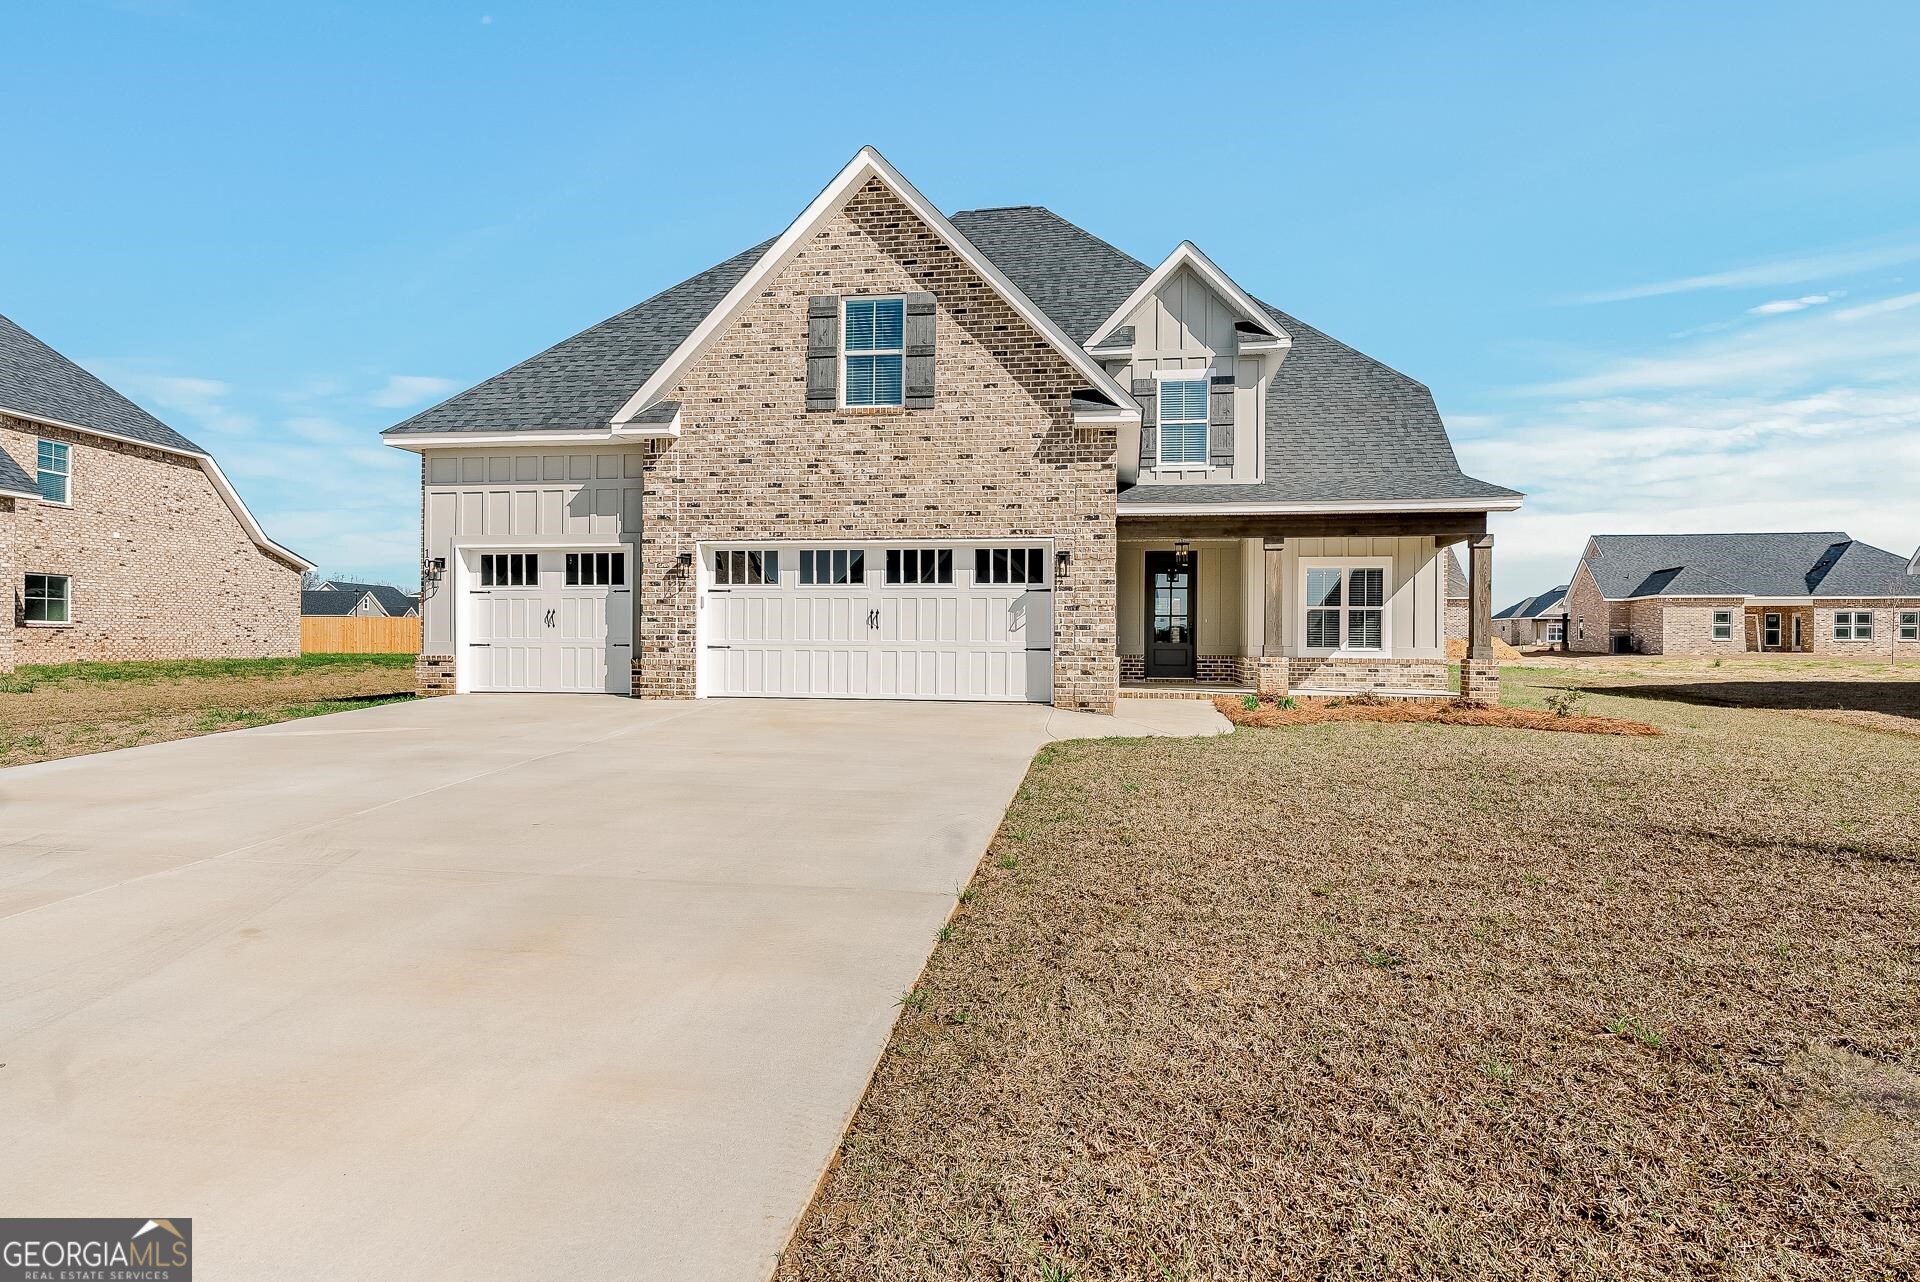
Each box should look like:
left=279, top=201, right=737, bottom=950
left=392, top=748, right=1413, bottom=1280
left=0, top=402, right=312, bottom=569
left=1119, top=496, right=1524, bottom=516
left=608, top=146, right=1134, bottom=429
left=1085, top=242, right=1294, bottom=351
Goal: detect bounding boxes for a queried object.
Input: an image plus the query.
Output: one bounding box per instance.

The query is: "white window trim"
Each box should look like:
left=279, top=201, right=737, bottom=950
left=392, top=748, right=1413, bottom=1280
left=1151, top=367, right=1213, bottom=472
left=1297, top=557, right=1394, bottom=657
left=36, top=439, right=72, bottom=508
left=23, top=571, right=74, bottom=627
left=1900, top=610, right=1919, bottom=641
left=1711, top=609, right=1733, bottom=641
left=841, top=295, right=906, bottom=410
left=1833, top=609, right=1874, bottom=641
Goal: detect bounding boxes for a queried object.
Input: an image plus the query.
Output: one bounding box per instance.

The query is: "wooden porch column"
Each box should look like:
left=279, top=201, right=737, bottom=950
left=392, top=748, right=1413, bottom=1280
left=1467, top=533, right=1494, bottom=661
left=1259, top=539, right=1288, bottom=696
left=1460, top=533, right=1500, bottom=704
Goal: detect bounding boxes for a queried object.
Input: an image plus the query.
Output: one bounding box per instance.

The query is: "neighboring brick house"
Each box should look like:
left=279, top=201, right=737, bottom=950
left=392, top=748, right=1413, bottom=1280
left=305, top=579, right=419, bottom=617
left=0, top=312, right=309, bottom=671
left=1444, top=546, right=1469, bottom=643
left=1565, top=532, right=1920, bottom=657
left=1493, top=584, right=1568, bottom=648
left=384, top=149, right=1520, bottom=708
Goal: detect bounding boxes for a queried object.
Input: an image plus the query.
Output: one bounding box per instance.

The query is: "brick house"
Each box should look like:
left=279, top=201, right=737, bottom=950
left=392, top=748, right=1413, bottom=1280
left=304, top=580, right=419, bottom=618
left=1493, top=584, right=1568, bottom=648
left=1565, top=532, right=1920, bottom=657
left=384, top=149, right=1520, bottom=710
left=0, top=313, right=309, bottom=671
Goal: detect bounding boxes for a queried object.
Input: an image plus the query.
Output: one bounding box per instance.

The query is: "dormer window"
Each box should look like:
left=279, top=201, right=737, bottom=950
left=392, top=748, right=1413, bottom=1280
left=843, top=297, right=905, bottom=407
left=1156, top=377, right=1209, bottom=467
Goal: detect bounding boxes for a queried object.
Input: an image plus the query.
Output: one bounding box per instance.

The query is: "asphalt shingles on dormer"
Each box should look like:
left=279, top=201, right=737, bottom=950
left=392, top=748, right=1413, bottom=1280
left=1585, top=532, right=1916, bottom=600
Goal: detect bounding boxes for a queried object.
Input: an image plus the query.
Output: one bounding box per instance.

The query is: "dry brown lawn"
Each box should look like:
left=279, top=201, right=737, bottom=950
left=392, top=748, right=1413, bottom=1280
left=0, top=655, right=415, bottom=766
left=778, top=669, right=1920, bottom=1281
left=1216, top=692, right=1660, bottom=738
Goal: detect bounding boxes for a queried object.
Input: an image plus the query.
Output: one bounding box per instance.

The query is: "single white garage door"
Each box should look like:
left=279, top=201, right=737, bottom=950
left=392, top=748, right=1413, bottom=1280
left=463, top=549, right=632, bottom=694
left=700, top=542, right=1053, bottom=701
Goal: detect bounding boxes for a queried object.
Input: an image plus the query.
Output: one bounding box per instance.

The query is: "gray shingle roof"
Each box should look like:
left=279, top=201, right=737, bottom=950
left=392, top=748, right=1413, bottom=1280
left=0, top=442, right=33, bottom=497
left=301, top=588, right=375, bottom=617
left=1494, top=585, right=1568, bottom=619
left=0, top=311, right=205, bottom=454
left=385, top=241, right=772, bottom=435
left=1445, top=546, right=1468, bottom=600
left=382, top=203, right=1518, bottom=509
left=319, top=580, right=418, bottom=615
left=1584, top=532, right=1918, bottom=599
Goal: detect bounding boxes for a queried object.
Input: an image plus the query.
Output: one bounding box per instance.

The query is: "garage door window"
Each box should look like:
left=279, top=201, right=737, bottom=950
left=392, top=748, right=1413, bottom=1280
left=480, top=553, right=536, bottom=586
left=974, top=547, right=1046, bottom=585
left=714, top=549, right=779, bottom=585
left=799, top=548, right=865, bottom=585
left=566, top=551, right=625, bottom=586
left=886, top=548, right=952, bottom=585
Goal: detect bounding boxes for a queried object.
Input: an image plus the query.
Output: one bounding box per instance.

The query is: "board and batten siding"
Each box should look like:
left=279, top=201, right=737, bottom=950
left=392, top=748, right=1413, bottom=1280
left=1273, top=536, right=1449, bottom=658
left=1116, top=539, right=1245, bottom=655
left=1117, top=265, right=1262, bottom=484
left=419, top=447, right=645, bottom=653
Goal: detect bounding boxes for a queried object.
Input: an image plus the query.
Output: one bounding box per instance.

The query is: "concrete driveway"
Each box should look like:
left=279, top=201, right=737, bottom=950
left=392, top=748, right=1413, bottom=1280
left=0, top=694, right=1221, bottom=1280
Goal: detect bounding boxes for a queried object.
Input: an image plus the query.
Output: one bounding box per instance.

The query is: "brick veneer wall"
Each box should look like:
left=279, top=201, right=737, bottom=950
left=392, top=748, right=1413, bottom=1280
left=1565, top=564, right=1617, bottom=653
left=415, top=654, right=456, bottom=695
left=1, top=415, right=301, bottom=662
left=1458, top=658, right=1499, bottom=704
left=631, top=178, right=1119, bottom=712
left=1288, top=656, right=1449, bottom=692
left=1649, top=598, right=1748, bottom=656
left=0, top=496, right=14, bottom=673
left=1445, top=600, right=1468, bottom=643
left=1813, top=601, right=1920, bottom=658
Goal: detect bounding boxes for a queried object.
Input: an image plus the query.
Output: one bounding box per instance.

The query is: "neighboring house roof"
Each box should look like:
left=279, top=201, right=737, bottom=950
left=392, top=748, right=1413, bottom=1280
left=0, top=441, right=33, bottom=499
left=383, top=160, right=1517, bottom=512
left=1583, top=532, right=1918, bottom=599
left=301, top=588, right=376, bottom=616
left=0, top=310, right=312, bottom=568
left=318, top=579, right=418, bottom=616
left=1445, top=546, right=1468, bottom=601
left=0, top=311, right=205, bottom=453
left=1494, top=585, right=1569, bottom=620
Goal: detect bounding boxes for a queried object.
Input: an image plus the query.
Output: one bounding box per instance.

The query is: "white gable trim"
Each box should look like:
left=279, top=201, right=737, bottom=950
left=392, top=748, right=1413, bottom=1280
left=609, top=147, right=1132, bottom=429
left=1085, top=242, right=1294, bottom=352
left=0, top=402, right=313, bottom=569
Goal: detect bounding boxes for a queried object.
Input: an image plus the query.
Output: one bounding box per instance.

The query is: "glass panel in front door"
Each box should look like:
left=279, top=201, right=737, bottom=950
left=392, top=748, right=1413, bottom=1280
left=1153, top=566, right=1191, bottom=644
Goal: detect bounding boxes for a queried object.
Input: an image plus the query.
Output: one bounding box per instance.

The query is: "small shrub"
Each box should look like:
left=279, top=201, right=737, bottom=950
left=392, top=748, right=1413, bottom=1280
left=1241, top=694, right=1260, bottom=711
left=1345, top=691, right=1387, bottom=707
left=1276, top=695, right=1298, bottom=710
left=1544, top=687, right=1588, bottom=718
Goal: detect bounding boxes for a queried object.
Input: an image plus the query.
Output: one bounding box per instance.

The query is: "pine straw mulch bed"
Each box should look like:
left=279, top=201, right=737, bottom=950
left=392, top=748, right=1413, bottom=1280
left=1215, top=692, right=1662, bottom=737
left=776, top=684, right=1920, bottom=1281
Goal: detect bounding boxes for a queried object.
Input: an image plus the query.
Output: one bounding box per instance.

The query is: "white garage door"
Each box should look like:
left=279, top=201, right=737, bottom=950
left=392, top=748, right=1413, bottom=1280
left=700, top=543, right=1053, bottom=702
left=464, top=549, right=632, bottom=694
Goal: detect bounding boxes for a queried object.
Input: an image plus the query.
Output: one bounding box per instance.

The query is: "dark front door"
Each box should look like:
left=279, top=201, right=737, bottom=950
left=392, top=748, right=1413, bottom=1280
left=1145, top=551, right=1197, bottom=678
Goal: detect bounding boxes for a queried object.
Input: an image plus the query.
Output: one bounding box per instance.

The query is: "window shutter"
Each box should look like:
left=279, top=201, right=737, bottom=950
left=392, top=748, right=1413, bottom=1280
left=1208, top=373, right=1235, bottom=466
left=806, top=295, right=840, bottom=412
left=904, top=292, right=936, bottom=409
left=1132, top=377, right=1156, bottom=467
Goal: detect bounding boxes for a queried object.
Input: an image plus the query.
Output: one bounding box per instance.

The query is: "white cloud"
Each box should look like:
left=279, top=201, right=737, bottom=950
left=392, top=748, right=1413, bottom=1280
left=1455, top=287, right=1920, bottom=601
left=1746, top=293, right=1834, bottom=316
left=369, top=375, right=457, bottom=408
left=1571, top=243, right=1920, bottom=304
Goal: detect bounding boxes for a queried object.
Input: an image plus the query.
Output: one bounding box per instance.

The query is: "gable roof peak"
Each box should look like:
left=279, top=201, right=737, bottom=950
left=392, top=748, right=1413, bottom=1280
left=1085, top=240, right=1289, bottom=350
left=606, top=147, right=1135, bottom=430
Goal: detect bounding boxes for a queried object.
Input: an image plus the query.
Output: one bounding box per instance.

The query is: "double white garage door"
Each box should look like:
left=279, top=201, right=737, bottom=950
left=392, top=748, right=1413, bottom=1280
left=701, top=542, right=1053, bottom=702
left=460, top=542, right=1053, bottom=702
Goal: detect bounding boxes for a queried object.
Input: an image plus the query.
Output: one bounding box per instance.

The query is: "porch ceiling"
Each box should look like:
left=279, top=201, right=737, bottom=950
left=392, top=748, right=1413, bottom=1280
left=1117, top=511, right=1488, bottom=541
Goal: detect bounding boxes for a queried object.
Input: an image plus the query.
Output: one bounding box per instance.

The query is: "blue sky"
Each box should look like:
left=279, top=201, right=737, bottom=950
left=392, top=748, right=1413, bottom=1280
left=5, top=1, right=1917, bottom=600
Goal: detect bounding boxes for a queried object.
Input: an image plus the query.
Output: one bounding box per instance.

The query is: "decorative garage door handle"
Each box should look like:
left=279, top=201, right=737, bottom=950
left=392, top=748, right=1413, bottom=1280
left=545, top=609, right=556, bottom=628
left=867, top=608, right=880, bottom=629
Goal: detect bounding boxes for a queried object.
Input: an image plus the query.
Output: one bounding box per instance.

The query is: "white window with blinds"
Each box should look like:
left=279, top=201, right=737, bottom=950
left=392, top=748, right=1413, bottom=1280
left=1155, top=375, right=1209, bottom=467
left=1299, top=560, right=1391, bottom=655
left=843, top=297, right=904, bottom=407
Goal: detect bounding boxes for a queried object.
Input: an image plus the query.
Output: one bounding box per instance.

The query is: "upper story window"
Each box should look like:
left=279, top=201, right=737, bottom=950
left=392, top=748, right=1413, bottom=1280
left=36, top=440, right=70, bottom=504
left=1157, top=378, right=1209, bottom=466
left=843, top=297, right=904, bottom=407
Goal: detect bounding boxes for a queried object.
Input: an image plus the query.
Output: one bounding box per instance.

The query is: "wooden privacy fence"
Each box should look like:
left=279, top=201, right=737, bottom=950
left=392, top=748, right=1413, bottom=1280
left=301, top=616, right=421, bottom=655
